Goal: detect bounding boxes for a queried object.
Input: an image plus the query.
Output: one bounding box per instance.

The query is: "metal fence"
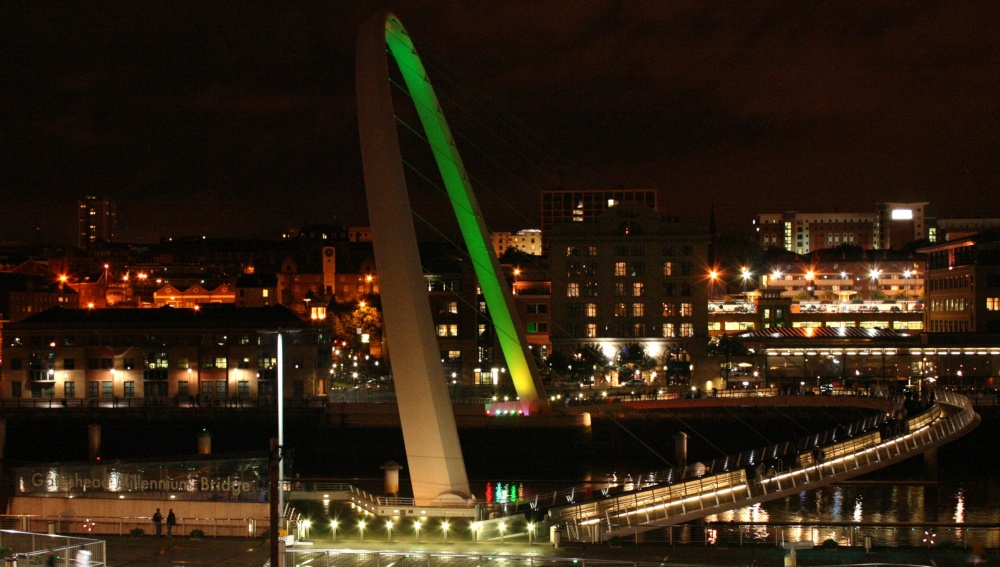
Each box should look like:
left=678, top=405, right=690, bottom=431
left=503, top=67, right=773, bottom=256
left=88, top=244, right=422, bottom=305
left=0, top=529, right=106, bottom=567
left=0, top=515, right=266, bottom=538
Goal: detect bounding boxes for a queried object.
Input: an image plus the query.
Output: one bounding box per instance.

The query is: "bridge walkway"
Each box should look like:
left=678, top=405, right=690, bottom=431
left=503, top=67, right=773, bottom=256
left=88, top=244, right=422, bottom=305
left=547, top=391, right=978, bottom=542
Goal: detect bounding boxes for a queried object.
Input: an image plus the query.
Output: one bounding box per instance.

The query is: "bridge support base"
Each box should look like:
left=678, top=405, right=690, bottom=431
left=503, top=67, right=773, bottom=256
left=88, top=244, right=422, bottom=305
left=924, top=447, right=938, bottom=481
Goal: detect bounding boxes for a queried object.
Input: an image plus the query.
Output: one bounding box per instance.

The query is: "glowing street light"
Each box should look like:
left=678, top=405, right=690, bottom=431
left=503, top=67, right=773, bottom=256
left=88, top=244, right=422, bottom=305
left=499, top=520, right=506, bottom=543
left=358, top=519, right=366, bottom=543
left=331, top=519, right=338, bottom=541
left=527, top=522, right=535, bottom=545
left=386, top=520, right=393, bottom=541
left=414, top=518, right=422, bottom=542
left=441, top=520, right=450, bottom=543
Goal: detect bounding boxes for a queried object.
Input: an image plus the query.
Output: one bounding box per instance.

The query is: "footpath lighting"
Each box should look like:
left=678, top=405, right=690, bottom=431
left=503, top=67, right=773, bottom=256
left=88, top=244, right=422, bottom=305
left=358, top=519, right=366, bottom=543
left=527, top=522, right=535, bottom=545
left=331, top=519, right=338, bottom=541
left=386, top=520, right=393, bottom=541
left=499, top=520, right=506, bottom=543
left=414, top=518, right=422, bottom=542
left=441, top=520, right=450, bottom=543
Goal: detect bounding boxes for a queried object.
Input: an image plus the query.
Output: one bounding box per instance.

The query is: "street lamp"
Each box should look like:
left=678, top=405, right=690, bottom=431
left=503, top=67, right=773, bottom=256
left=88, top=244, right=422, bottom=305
left=740, top=267, right=751, bottom=294
left=331, top=519, right=338, bottom=542
left=386, top=520, right=393, bottom=542
left=414, top=519, right=422, bottom=542
left=441, top=520, right=449, bottom=543
left=527, top=522, right=535, bottom=545
left=358, top=519, right=366, bottom=543
left=869, top=269, right=882, bottom=300
left=499, top=520, right=506, bottom=543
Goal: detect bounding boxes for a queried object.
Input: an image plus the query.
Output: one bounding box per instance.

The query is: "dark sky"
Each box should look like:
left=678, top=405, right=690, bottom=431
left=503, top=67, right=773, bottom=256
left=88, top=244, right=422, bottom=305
left=4, top=2, right=1000, bottom=245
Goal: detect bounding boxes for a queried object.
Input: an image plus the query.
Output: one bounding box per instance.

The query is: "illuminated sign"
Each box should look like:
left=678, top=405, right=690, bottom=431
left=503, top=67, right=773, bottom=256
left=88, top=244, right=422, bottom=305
left=15, top=457, right=268, bottom=502
left=891, top=209, right=914, bottom=220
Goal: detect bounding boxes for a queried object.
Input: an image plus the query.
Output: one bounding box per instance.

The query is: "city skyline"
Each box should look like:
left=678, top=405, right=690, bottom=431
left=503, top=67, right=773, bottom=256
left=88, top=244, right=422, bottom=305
left=5, top=2, right=999, bottom=245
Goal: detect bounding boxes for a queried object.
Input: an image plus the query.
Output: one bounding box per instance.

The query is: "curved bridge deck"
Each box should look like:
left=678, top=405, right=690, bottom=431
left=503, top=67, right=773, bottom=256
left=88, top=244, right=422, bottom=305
left=547, top=391, right=978, bottom=542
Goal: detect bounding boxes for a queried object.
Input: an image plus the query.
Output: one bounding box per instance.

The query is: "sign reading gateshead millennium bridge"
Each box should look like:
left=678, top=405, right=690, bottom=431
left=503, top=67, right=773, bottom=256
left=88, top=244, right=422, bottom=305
left=15, top=457, right=268, bottom=503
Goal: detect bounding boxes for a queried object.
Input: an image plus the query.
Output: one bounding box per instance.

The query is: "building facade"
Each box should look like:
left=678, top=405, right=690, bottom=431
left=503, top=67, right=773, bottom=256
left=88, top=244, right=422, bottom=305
left=490, top=229, right=543, bottom=257
left=541, top=189, right=657, bottom=235
left=77, top=196, right=117, bottom=249
left=0, top=305, right=328, bottom=400
left=548, top=203, right=711, bottom=386
left=756, top=203, right=930, bottom=254
left=920, top=231, right=1000, bottom=333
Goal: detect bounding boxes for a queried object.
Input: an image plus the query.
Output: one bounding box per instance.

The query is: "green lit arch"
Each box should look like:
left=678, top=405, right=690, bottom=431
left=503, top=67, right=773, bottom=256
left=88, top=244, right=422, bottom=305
left=357, top=12, right=548, bottom=503
left=358, top=13, right=547, bottom=411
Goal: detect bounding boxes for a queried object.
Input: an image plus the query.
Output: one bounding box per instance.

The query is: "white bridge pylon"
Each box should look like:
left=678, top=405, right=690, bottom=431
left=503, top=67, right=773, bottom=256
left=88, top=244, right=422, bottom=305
left=356, top=12, right=548, bottom=505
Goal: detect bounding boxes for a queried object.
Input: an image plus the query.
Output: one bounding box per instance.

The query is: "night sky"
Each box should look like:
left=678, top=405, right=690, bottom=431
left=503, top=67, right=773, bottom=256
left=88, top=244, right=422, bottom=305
left=4, top=2, right=999, bottom=245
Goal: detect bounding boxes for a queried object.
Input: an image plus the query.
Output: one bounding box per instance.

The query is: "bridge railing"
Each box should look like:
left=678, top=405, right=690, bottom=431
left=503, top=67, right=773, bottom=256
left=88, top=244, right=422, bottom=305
left=507, top=391, right=904, bottom=517
left=553, top=391, right=975, bottom=541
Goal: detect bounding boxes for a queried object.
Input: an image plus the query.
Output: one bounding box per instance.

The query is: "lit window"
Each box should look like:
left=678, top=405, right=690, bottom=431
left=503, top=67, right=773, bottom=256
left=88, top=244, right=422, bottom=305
left=586, top=323, right=597, bottom=338
left=681, top=303, right=693, bottom=317
left=681, top=323, right=694, bottom=337
left=567, top=283, right=580, bottom=297
left=662, top=323, right=676, bottom=338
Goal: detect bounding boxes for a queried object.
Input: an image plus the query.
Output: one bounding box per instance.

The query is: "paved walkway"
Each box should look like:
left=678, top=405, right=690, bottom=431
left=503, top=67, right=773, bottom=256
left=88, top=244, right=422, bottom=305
left=97, top=535, right=994, bottom=567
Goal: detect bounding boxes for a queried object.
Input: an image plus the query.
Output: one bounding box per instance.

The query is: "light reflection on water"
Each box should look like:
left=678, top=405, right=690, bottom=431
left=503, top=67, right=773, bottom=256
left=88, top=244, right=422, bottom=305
left=721, top=481, right=1000, bottom=525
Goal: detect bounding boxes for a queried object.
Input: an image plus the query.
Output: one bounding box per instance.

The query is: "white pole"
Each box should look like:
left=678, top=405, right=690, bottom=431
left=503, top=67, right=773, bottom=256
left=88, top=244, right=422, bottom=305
left=277, top=331, right=285, bottom=519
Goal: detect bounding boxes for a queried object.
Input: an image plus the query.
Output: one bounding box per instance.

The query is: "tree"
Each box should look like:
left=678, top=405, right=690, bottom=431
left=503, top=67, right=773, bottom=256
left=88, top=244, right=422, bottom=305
left=571, top=344, right=611, bottom=384
left=614, top=342, right=656, bottom=382
left=708, top=335, right=748, bottom=384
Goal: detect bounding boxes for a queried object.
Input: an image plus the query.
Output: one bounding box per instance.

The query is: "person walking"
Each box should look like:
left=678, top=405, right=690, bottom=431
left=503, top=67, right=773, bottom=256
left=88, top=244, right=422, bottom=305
left=152, top=508, right=163, bottom=537
left=166, top=509, right=176, bottom=538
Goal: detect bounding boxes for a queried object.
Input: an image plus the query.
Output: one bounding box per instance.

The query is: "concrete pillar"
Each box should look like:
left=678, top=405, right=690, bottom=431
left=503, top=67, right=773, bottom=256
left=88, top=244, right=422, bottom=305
left=674, top=431, right=689, bottom=466
left=381, top=461, right=403, bottom=496
left=198, top=429, right=212, bottom=455
left=924, top=447, right=938, bottom=481
left=88, top=424, right=101, bottom=461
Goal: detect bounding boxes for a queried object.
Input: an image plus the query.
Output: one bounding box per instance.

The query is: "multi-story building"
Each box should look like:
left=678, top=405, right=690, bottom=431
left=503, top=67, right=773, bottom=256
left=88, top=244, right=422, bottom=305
left=490, top=229, right=543, bottom=257
left=756, top=202, right=930, bottom=253
left=920, top=231, right=1000, bottom=333
left=548, top=202, right=711, bottom=386
left=77, top=196, right=117, bottom=249
left=0, top=305, right=327, bottom=400
left=541, top=189, right=657, bottom=235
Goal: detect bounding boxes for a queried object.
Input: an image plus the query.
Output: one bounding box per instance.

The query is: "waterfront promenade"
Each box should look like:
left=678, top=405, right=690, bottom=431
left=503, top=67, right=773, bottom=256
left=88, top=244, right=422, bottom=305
left=97, top=534, right=992, bottom=567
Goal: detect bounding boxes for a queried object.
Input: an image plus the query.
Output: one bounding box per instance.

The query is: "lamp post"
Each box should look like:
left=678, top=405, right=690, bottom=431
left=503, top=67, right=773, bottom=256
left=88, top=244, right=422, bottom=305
left=386, top=520, right=393, bottom=542
left=499, top=520, right=506, bottom=543
left=414, top=519, right=421, bottom=542
left=441, top=520, right=449, bottom=543
left=869, top=269, right=882, bottom=300
left=358, top=519, right=366, bottom=543
left=331, top=519, right=338, bottom=542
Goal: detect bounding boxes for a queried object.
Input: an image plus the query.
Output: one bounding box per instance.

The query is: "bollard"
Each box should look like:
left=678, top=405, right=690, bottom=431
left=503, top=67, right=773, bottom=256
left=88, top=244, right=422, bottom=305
left=88, top=424, right=101, bottom=461
left=198, top=429, right=212, bottom=455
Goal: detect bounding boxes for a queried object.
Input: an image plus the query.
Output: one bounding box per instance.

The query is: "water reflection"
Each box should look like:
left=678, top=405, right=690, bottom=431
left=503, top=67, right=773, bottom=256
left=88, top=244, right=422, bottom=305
left=734, top=482, right=999, bottom=525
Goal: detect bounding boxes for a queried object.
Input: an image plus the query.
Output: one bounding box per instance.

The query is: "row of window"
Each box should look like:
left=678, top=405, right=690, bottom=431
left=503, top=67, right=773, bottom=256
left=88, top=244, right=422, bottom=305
left=16, top=379, right=256, bottom=399
left=565, top=322, right=695, bottom=339
left=566, top=282, right=694, bottom=298
left=7, top=354, right=283, bottom=372
left=928, top=275, right=972, bottom=291
left=565, top=302, right=695, bottom=318
left=566, top=245, right=696, bottom=257
left=7, top=334, right=263, bottom=349
left=930, top=298, right=970, bottom=312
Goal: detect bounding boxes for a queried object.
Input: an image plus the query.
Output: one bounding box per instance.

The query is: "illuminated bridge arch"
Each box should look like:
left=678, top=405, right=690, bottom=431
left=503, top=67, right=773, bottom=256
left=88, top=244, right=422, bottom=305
left=357, top=12, right=548, bottom=503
